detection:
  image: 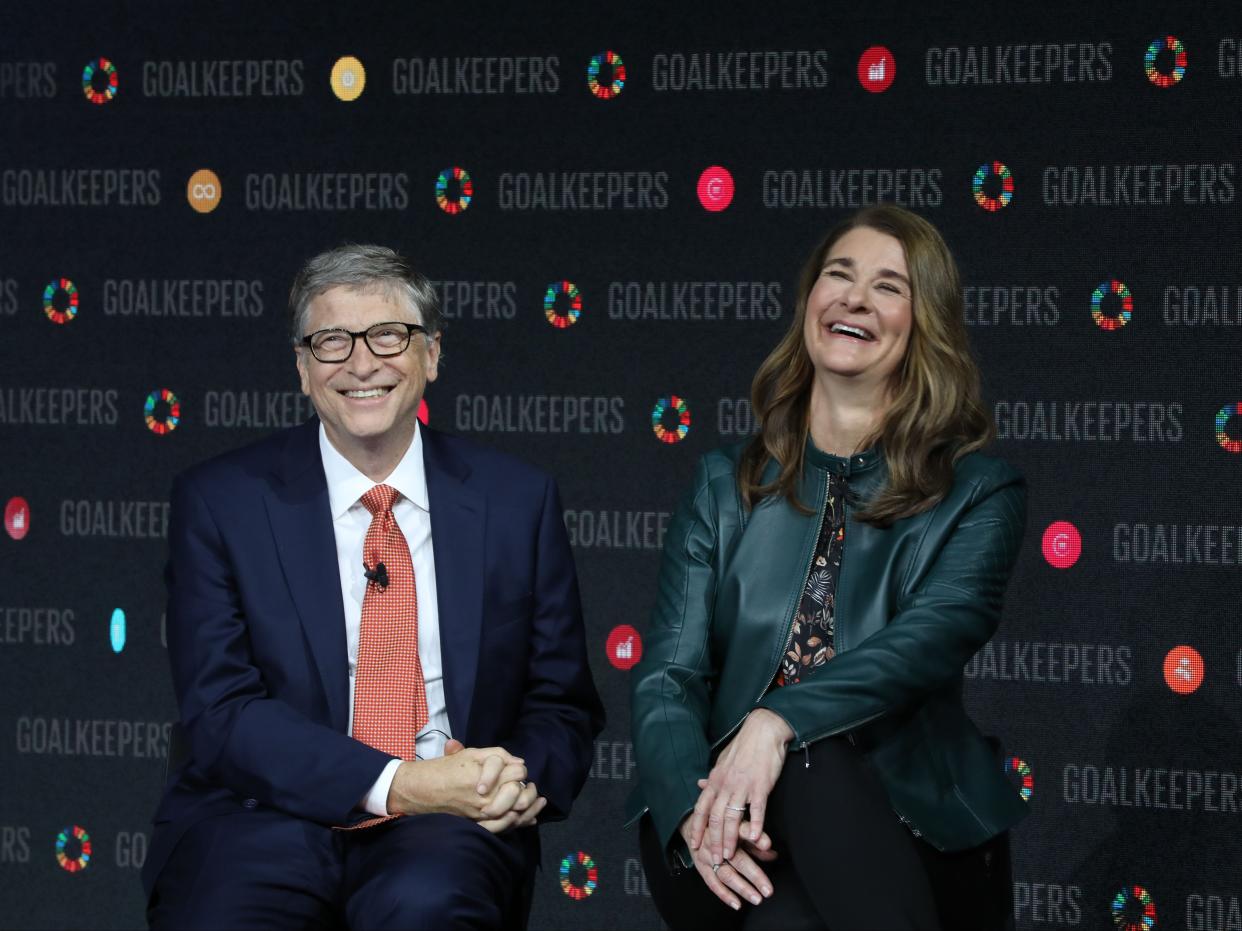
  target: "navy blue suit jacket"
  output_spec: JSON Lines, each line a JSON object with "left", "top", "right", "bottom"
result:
{"left": 142, "top": 418, "right": 604, "bottom": 895}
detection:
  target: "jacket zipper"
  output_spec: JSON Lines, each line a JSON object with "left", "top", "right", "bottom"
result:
{"left": 835, "top": 474, "right": 850, "bottom": 654}
{"left": 711, "top": 471, "right": 830, "bottom": 754}
{"left": 796, "top": 472, "right": 841, "bottom": 769}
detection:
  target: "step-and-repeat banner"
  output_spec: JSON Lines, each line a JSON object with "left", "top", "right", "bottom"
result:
{"left": 3, "top": 3, "right": 1240, "bottom": 929}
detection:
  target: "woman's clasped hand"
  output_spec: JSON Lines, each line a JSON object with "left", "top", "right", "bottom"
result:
{"left": 680, "top": 708, "right": 793, "bottom": 909}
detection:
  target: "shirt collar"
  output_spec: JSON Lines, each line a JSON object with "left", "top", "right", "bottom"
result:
{"left": 319, "top": 421, "right": 429, "bottom": 520}
{"left": 803, "top": 436, "right": 882, "bottom": 477}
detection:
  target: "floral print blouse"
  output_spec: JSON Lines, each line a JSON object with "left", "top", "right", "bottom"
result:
{"left": 774, "top": 471, "right": 846, "bottom": 687}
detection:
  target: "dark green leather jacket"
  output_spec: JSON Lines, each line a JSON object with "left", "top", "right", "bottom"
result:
{"left": 628, "top": 440, "right": 1030, "bottom": 862}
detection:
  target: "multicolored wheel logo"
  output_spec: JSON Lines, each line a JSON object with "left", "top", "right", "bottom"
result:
{"left": 651, "top": 396, "right": 691, "bottom": 444}
{"left": 82, "top": 58, "right": 118, "bottom": 104}
{"left": 43, "top": 278, "right": 80, "bottom": 324}
{"left": 544, "top": 281, "right": 582, "bottom": 328}
{"left": 1091, "top": 280, "right": 1133, "bottom": 331}
{"left": 435, "top": 167, "right": 473, "bottom": 215}
{"left": 55, "top": 825, "right": 92, "bottom": 873}
{"left": 1004, "top": 757, "right": 1034, "bottom": 802}
{"left": 1111, "top": 885, "right": 1157, "bottom": 931}
{"left": 1145, "top": 36, "right": 1187, "bottom": 88}
{"left": 1216, "top": 403, "right": 1242, "bottom": 453}
{"left": 972, "top": 162, "right": 1014, "bottom": 212}
{"left": 144, "top": 388, "right": 182, "bottom": 435}
{"left": 587, "top": 51, "right": 626, "bottom": 99}
{"left": 559, "top": 850, "right": 598, "bottom": 900}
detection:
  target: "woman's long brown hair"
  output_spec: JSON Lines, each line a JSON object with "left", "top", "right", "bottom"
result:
{"left": 738, "top": 205, "right": 993, "bottom": 527}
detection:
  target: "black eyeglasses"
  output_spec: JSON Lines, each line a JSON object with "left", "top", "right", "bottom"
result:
{"left": 300, "top": 322, "right": 428, "bottom": 363}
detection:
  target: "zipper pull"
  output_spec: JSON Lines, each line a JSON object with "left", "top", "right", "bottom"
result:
{"left": 802, "top": 742, "right": 810, "bottom": 769}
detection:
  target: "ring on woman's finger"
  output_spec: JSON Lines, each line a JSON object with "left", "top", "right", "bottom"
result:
{"left": 726, "top": 804, "right": 747, "bottom": 812}
{"left": 711, "top": 862, "right": 722, "bottom": 874}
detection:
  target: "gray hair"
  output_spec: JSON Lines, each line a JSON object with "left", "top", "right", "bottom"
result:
{"left": 288, "top": 244, "right": 443, "bottom": 343}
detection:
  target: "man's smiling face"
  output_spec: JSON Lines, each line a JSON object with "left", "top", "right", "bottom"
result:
{"left": 295, "top": 285, "right": 439, "bottom": 461}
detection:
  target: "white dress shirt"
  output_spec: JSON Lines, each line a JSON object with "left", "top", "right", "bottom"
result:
{"left": 319, "top": 421, "right": 452, "bottom": 816}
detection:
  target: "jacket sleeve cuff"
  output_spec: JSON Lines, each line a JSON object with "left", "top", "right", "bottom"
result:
{"left": 670, "top": 829, "right": 694, "bottom": 871}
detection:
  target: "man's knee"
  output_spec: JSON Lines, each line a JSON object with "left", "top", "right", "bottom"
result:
{"left": 357, "top": 866, "right": 504, "bottom": 929}
{"left": 347, "top": 817, "right": 527, "bottom": 928}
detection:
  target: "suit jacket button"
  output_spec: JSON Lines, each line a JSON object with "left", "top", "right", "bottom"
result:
{"left": 243, "top": 798, "right": 258, "bottom": 809}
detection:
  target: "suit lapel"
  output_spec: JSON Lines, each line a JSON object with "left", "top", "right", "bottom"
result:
{"left": 263, "top": 419, "right": 351, "bottom": 733}
{"left": 422, "top": 426, "right": 486, "bottom": 741}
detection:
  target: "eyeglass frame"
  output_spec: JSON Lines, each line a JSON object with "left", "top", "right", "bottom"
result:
{"left": 299, "top": 321, "right": 430, "bottom": 363}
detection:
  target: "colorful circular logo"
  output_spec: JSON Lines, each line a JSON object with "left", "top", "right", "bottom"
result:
{"left": 1163, "top": 645, "right": 1205, "bottom": 695}
{"left": 331, "top": 55, "right": 366, "bottom": 101}
{"left": 55, "top": 825, "right": 92, "bottom": 873}
{"left": 144, "top": 389, "right": 182, "bottom": 435}
{"left": 436, "top": 167, "right": 473, "bottom": 215}
{"left": 586, "top": 51, "right": 626, "bottom": 99}
{"left": 651, "top": 396, "right": 691, "bottom": 444}
{"left": 544, "top": 281, "right": 582, "bottom": 328}
{"left": 1215, "top": 402, "right": 1242, "bottom": 453}
{"left": 1004, "top": 757, "right": 1034, "bottom": 802}
{"left": 559, "top": 851, "right": 599, "bottom": 900}
{"left": 186, "top": 169, "right": 222, "bottom": 213}
{"left": 606, "top": 625, "right": 643, "bottom": 671}
{"left": 857, "top": 45, "right": 896, "bottom": 93}
{"left": 1111, "top": 885, "right": 1157, "bottom": 931}
{"left": 82, "top": 58, "right": 118, "bottom": 104}
{"left": 43, "top": 278, "right": 79, "bottom": 324}
{"left": 697, "top": 166, "right": 735, "bottom": 211}
{"left": 4, "top": 496, "right": 30, "bottom": 541}
{"left": 1092, "top": 280, "right": 1133, "bottom": 331}
{"left": 972, "top": 162, "right": 1014, "bottom": 212}
{"left": 1041, "top": 521, "right": 1082, "bottom": 569}
{"left": 1145, "top": 36, "right": 1187, "bottom": 88}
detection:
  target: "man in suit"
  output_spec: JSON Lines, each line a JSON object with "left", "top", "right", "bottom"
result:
{"left": 143, "top": 244, "right": 604, "bottom": 929}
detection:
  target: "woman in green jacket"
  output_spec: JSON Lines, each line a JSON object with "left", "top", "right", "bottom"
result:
{"left": 629, "top": 205, "right": 1028, "bottom": 930}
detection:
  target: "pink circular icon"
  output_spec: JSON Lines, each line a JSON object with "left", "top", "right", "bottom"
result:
{"left": 5, "top": 496, "right": 30, "bottom": 541}
{"left": 606, "top": 624, "right": 643, "bottom": 671}
{"left": 697, "top": 166, "right": 735, "bottom": 212}
{"left": 418, "top": 398, "right": 429, "bottom": 425}
{"left": 857, "top": 46, "right": 896, "bottom": 93}
{"left": 1041, "top": 520, "right": 1082, "bottom": 569}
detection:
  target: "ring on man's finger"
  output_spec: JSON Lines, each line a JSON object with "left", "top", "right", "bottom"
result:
{"left": 518, "top": 780, "right": 527, "bottom": 787}
{"left": 726, "top": 804, "right": 747, "bottom": 812}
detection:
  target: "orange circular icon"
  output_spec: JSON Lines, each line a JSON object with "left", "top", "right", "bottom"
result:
{"left": 186, "top": 169, "right": 222, "bottom": 213}
{"left": 1163, "top": 645, "right": 1204, "bottom": 694}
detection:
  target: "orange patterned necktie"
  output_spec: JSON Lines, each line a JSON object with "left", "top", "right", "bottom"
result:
{"left": 343, "top": 483, "right": 428, "bottom": 829}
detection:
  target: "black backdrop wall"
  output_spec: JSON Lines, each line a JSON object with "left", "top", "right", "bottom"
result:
{"left": 3, "top": 2, "right": 1241, "bottom": 928}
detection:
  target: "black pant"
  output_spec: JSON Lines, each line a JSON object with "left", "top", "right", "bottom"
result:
{"left": 640, "top": 738, "right": 1012, "bottom": 931}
